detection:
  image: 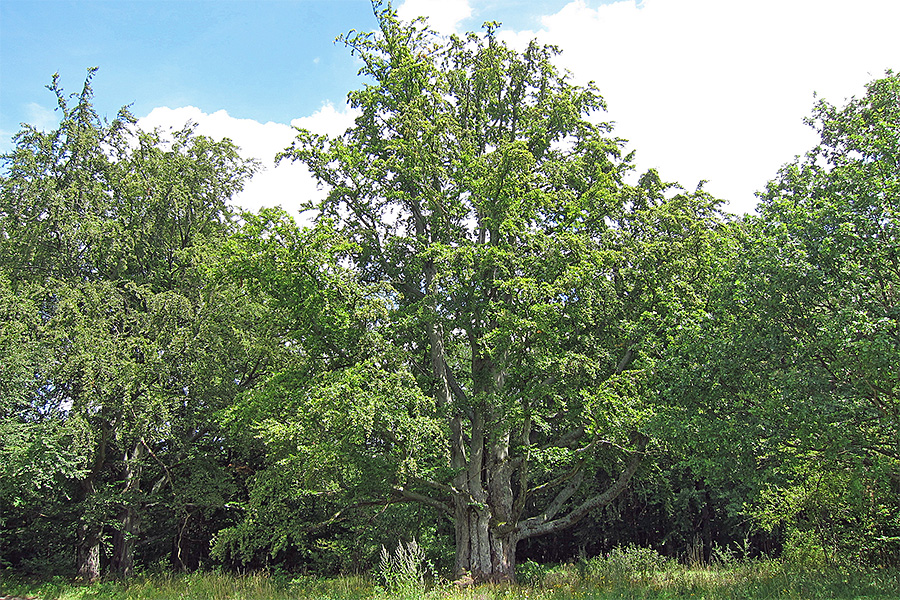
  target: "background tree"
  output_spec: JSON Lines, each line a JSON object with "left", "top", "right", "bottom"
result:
{"left": 0, "top": 70, "right": 268, "bottom": 578}
{"left": 659, "top": 71, "right": 900, "bottom": 566}
{"left": 0, "top": 271, "right": 90, "bottom": 574}
{"left": 214, "top": 208, "right": 450, "bottom": 573}
{"left": 744, "top": 71, "right": 900, "bottom": 564}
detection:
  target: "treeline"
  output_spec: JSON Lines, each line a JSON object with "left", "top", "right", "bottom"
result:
{"left": 1, "top": 7, "right": 897, "bottom": 583}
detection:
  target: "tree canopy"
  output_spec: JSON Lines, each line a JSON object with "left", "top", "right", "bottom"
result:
{"left": 0, "top": 7, "right": 897, "bottom": 582}
{"left": 230, "top": 6, "right": 730, "bottom": 582}
{"left": 0, "top": 69, "right": 269, "bottom": 579}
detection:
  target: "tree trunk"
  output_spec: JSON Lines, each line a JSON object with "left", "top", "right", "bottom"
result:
{"left": 698, "top": 482, "right": 712, "bottom": 564}
{"left": 453, "top": 494, "right": 518, "bottom": 583}
{"left": 110, "top": 439, "right": 145, "bottom": 578}
{"left": 111, "top": 505, "right": 140, "bottom": 578}
{"left": 76, "top": 465, "right": 102, "bottom": 582}
{"left": 76, "top": 521, "right": 101, "bottom": 582}
{"left": 451, "top": 410, "right": 519, "bottom": 583}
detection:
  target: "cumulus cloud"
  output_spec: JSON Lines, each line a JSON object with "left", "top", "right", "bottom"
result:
{"left": 138, "top": 102, "right": 358, "bottom": 220}
{"left": 25, "top": 102, "right": 59, "bottom": 131}
{"left": 497, "top": 0, "right": 900, "bottom": 214}
{"left": 397, "top": 0, "right": 472, "bottom": 35}
{"left": 134, "top": 0, "right": 899, "bottom": 219}
{"left": 290, "top": 102, "right": 359, "bottom": 138}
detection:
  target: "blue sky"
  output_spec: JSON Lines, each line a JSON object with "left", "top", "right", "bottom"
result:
{"left": 1, "top": 0, "right": 576, "bottom": 136}
{"left": 2, "top": 0, "right": 899, "bottom": 216}
{"left": 1, "top": 1, "right": 380, "bottom": 130}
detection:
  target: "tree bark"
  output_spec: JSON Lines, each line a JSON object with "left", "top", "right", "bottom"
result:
{"left": 698, "top": 482, "right": 712, "bottom": 564}
{"left": 76, "top": 520, "right": 101, "bottom": 582}
{"left": 110, "top": 439, "right": 145, "bottom": 578}
{"left": 76, "top": 431, "right": 106, "bottom": 582}
{"left": 111, "top": 506, "right": 140, "bottom": 578}
{"left": 450, "top": 401, "right": 522, "bottom": 582}
{"left": 454, "top": 499, "right": 518, "bottom": 583}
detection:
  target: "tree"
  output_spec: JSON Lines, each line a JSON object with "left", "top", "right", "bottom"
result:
{"left": 0, "top": 271, "right": 92, "bottom": 574}
{"left": 215, "top": 209, "right": 434, "bottom": 572}
{"left": 243, "top": 6, "right": 726, "bottom": 581}
{"left": 742, "top": 71, "right": 900, "bottom": 563}
{"left": 0, "top": 70, "right": 266, "bottom": 578}
{"left": 662, "top": 72, "right": 900, "bottom": 565}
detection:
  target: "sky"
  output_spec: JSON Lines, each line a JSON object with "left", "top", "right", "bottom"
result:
{"left": 1, "top": 0, "right": 898, "bottom": 217}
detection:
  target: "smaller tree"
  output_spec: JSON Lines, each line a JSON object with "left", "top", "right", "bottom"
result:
{"left": 674, "top": 72, "right": 900, "bottom": 564}
{"left": 0, "top": 70, "right": 267, "bottom": 578}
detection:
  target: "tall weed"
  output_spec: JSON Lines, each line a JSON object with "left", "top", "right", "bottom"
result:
{"left": 378, "top": 539, "right": 430, "bottom": 598}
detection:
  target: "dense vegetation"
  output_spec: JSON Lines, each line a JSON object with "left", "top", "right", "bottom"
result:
{"left": 1, "top": 4, "right": 898, "bottom": 591}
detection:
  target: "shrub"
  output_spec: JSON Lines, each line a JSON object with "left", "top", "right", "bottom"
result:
{"left": 582, "top": 543, "right": 671, "bottom": 587}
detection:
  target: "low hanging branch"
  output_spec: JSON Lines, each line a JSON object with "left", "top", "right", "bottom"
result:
{"left": 517, "top": 432, "right": 648, "bottom": 540}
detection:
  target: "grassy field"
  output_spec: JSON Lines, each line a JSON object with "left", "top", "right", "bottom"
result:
{"left": 2, "top": 556, "right": 898, "bottom": 600}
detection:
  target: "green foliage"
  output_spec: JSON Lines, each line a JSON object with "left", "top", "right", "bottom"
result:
{"left": 649, "top": 71, "right": 900, "bottom": 568}
{"left": 736, "top": 71, "right": 900, "bottom": 565}
{"left": 580, "top": 544, "right": 672, "bottom": 587}
{"left": 513, "top": 560, "right": 545, "bottom": 586}
{"left": 2, "top": 6, "right": 897, "bottom": 583}
{"left": 0, "top": 69, "right": 264, "bottom": 577}
{"left": 246, "top": 3, "right": 730, "bottom": 580}
{"left": 215, "top": 208, "right": 453, "bottom": 574}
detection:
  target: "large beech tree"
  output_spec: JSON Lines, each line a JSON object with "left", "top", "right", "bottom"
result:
{"left": 247, "top": 6, "right": 725, "bottom": 582}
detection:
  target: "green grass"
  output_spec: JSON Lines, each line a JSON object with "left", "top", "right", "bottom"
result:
{"left": 2, "top": 561, "right": 898, "bottom": 600}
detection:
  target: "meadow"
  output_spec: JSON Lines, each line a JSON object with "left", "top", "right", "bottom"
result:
{"left": 3, "top": 547, "right": 898, "bottom": 600}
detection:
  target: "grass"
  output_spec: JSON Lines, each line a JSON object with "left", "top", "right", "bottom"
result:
{"left": 2, "top": 559, "right": 898, "bottom": 600}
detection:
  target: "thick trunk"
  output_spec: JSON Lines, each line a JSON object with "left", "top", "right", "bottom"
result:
{"left": 110, "top": 506, "right": 140, "bottom": 578}
{"left": 110, "top": 439, "right": 145, "bottom": 578}
{"left": 76, "top": 465, "right": 102, "bottom": 582}
{"left": 175, "top": 509, "right": 198, "bottom": 571}
{"left": 452, "top": 420, "right": 519, "bottom": 583}
{"left": 453, "top": 496, "right": 518, "bottom": 583}
{"left": 76, "top": 521, "right": 101, "bottom": 582}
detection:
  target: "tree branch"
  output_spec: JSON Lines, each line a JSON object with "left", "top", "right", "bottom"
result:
{"left": 408, "top": 474, "right": 457, "bottom": 496}
{"left": 393, "top": 485, "right": 454, "bottom": 518}
{"left": 616, "top": 345, "right": 635, "bottom": 375}
{"left": 541, "top": 425, "right": 586, "bottom": 451}
{"left": 443, "top": 358, "right": 471, "bottom": 406}
{"left": 517, "top": 432, "right": 648, "bottom": 540}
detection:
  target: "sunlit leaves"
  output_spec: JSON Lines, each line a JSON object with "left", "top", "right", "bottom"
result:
{"left": 674, "top": 72, "right": 900, "bottom": 562}
{"left": 268, "top": 6, "right": 730, "bottom": 568}
{"left": 0, "top": 70, "right": 265, "bottom": 575}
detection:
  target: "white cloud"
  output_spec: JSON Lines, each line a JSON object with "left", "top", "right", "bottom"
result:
{"left": 134, "top": 0, "right": 899, "bottom": 221}
{"left": 138, "top": 103, "right": 358, "bottom": 220}
{"left": 25, "top": 102, "right": 59, "bottom": 131}
{"left": 497, "top": 0, "right": 900, "bottom": 214}
{"left": 397, "top": 0, "right": 472, "bottom": 35}
{"left": 290, "top": 102, "right": 359, "bottom": 138}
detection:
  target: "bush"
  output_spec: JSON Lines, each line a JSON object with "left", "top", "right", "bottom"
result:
{"left": 581, "top": 543, "right": 671, "bottom": 587}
